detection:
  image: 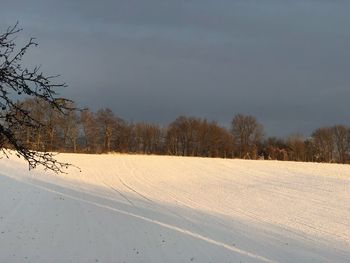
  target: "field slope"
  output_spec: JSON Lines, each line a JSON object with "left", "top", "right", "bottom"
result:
{"left": 0, "top": 154, "right": 349, "bottom": 262}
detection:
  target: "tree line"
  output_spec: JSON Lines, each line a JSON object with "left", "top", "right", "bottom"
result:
{"left": 3, "top": 23, "right": 347, "bottom": 172}
{"left": 7, "top": 98, "right": 350, "bottom": 164}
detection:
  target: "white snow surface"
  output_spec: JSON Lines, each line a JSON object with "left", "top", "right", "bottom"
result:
{"left": 0, "top": 153, "right": 349, "bottom": 263}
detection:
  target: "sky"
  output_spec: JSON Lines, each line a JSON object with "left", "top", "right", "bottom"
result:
{"left": 1, "top": 0, "right": 350, "bottom": 137}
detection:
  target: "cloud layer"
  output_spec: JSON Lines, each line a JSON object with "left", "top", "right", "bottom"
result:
{"left": 2, "top": 0, "right": 350, "bottom": 136}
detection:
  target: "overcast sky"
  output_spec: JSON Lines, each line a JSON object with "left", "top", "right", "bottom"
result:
{"left": 2, "top": 0, "right": 350, "bottom": 137}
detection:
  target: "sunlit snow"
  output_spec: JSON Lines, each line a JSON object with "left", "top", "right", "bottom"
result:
{"left": 0, "top": 154, "right": 349, "bottom": 262}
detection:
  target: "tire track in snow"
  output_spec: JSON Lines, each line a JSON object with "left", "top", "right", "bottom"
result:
{"left": 194, "top": 161, "right": 350, "bottom": 245}
{"left": 102, "top": 182, "right": 135, "bottom": 207}
{"left": 17, "top": 178, "right": 277, "bottom": 263}
{"left": 116, "top": 158, "right": 154, "bottom": 203}
{"left": 119, "top": 158, "right": 329, "bottom": 246}
{"left": 119, "top": 158, "right": 222, "bottom": 244}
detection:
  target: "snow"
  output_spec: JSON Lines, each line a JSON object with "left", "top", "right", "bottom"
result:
{"left": 0, "top": 153, "right": 349, "bottom": 263}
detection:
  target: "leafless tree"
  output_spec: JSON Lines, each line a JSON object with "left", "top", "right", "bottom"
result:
{"left": 96, "top": 108, "right": 115, "bottom": 153}
{"left": 231, "top": 114, "right": 263, "bottom": 159}
{"left": 194, "top": 120, "right": 233, "bottom": 158}
{"left": 0, "top": 23, "right": 74, "bottom": 172}
{"left": 56, "top": 101, "right": 78, "bottom": 152}
{"left": 332, "top": 125, "right": 350, "bottom": 163}
{"left": 133, "top": 123, "right": 163, "bottom": 154}
{"left": 287, "top": 134, "right": 307, "bottom": 162}
{"left": 166, "top": 116, "right": 233, "bottom": 158}
{"left": 80, "top": 109, "right": 98, "bottom": 153}
{"left": 262, "top": 137, "right": 288, "bottom": 160}
{"left": 311, "top": 127, "right": 334, "bottom": 162}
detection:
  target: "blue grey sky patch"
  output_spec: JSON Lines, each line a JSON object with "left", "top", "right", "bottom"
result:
{"left": 2, "top": 0, "right": 350, "bottom": 136}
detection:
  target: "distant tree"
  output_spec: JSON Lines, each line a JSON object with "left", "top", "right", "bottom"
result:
{"left": 0, "top": 23, "right": 74, "bottom": 172}
{"left": 14, "top": 98, "right": 58, "bottom": 152}
{"left": 166, "top": 116, "right": 234, "bottom": 158}
{"left": 262, "top": 137, "right": 288, "bottom": 160}
{"left": 166, "top": 116, "right": 200, "bottom": 156}
{"left": 133, "top": 123, "right": 163, "bottom": 154}
{"left": 13, "top": 98, "right": 78, "bottom": 153}
{"left": 332, "top": 125, "right": 350, "bottom": 163}
{"left": 166, "top": 116, "right": 196, "bottom": 156}
{"left": 110, "top": 116, "right": 128, "bottom": 152}
{"left": 96, "top": 108, "right": 115, "bottom": 153}
{"left": 231, "top": 114, "right": 263, "bottom": 159}
{"left": 303, "top": 138, "right": 316, "bottom": 162}
{"left": 80, "top": 109, "right": 98, "bottom": 153}
{"left": 287, "top": 134, "right": 307, "bottom": 162}
{"left": 311, "top": 127, "right": 334, "bottom": 162}
{"left": 56, "top": 101, "right": 78, "bottom": 152}
{"left": 196, "top": 120, "right": 233, "bottom": 158}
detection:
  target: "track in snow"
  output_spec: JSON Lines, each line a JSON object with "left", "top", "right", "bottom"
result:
{"left": 0, "top": 153, "right": 349, "bottom": 262}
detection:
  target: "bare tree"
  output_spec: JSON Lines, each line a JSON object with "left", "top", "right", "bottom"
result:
{"left": 110, "top": 116, "right": 128, "bottom": 152}
{"left": 166, "top": 116, "right": 190, "bottom": 156}
{"left": 192, "top": 120, "right": 233, "bottom": 158}
{"left": 262, "top": 137, "right": 288, "bottom": 160}
{"left": 0, "top": 23, "right": 73, "bottom": 172}
{"left": 166, "top": 116, "right": 201, "bottom": 156}
{"left": 287, "top": 134, "right": 307, "bottom": 162}
{"left": 231, "top": 114, "right": 263, "bottom": 159}
{"left": 56, "top": 101, "right": 78, "bottom": 152}
{"left": 332, "top": 125, "right": 350, "bottom": 163}
{"left": 80, "top": 109, "right": 98, "bottom": 153}
{"left": 311, "top": 127, "right": 334, "bottom": 163}
{"left": 96, "top": 108, "right": 115, "bottom": 153}
{"left": 133, "top": 123, "right": 163, "bottom": 154}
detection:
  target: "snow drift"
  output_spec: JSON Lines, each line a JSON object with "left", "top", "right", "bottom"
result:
{"left": 0, "top": 153, "right": 349, "bottom": 262}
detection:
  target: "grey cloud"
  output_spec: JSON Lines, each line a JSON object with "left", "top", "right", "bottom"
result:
{"left": 1, "top": 0, "right": 350, "bottom": 137}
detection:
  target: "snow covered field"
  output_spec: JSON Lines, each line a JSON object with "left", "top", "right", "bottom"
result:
{"left": 0, "top": 153, "right": 349, "bottom": 263}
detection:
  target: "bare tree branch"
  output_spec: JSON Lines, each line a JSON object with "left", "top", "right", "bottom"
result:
{"left": 0, "top": 23, "right": 76, "bottom": 173}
